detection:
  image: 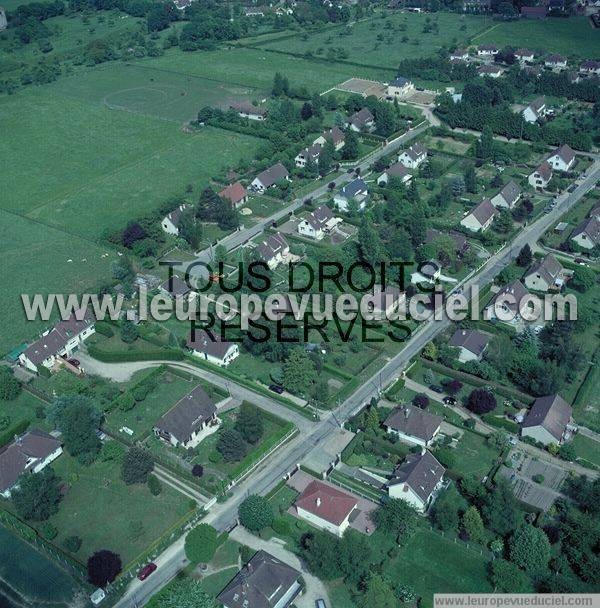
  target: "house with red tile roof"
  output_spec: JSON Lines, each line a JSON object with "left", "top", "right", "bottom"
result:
{"left": 219, "top": 182, "right": 248, "bottom": 208}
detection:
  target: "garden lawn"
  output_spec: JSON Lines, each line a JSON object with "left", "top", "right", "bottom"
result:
{"left": 451, "top": 429, "right": 502, "bottom": 479}
{"left": 210, "top": 539, "right": 242, "bottom": 570}
{"left": 571, "top": 433, "right": 600, "bottom": 470}
{"left": 42, "top": 453, "right": 192, "bottom": 566}
{"left": 200, "top": 567, "right": 239, "bottom": 597}
{"left": 0, "top": 390, "right": 50, "bottom": 435}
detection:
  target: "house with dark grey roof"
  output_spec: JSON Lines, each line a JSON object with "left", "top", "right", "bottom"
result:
{"left": 230, "top": 101, "right": 268, "bottom": 121}
{"left": 158, "top": 276, "right": 196, "bottom": 302}
{"left": 477, "top": 44, "right": 498, "bottom": 56}
{"left": 449, "top": 328, "right": 491, "bottom": 363}
{"left": 313, "top": 126, "right": 345, "bottom": 151}
{"left": 528, "top": 161, "right": 553, "bottom": 190}
{"left": 387, "top": 75, "right": 414, "bottom": 99}
{"left": 154, "top": 385, "right": 219, "bottom": 449}
{"left": 491, "top": 181, "right": 522, "bottom": 209}
{"left": 521, "top": 5, "right": 547, "bottom": 18}
{"left": 384, "top": 405, "right": 442, "bottom": 447}
{"left": 161, "top": 204, "right": 189, "bottom": 235}
{"left": 571, "top": 216, "right": 600, "bottom": 250}
{"left": 387, "top": 450, "right": 445, "bottom": 512}
{"left": 478, "top": 65, "right": 503, "bottom": 78}
{"left": 377, "top": 162, "right": 412, "bottom": 186}
{"left": 366, "top": 284, "right": 405, "bottom": 318}
{"left": 463, "top": 0, "right": 491, "bottom": 11}
{"left": 0, "top": 430, "right": 62, "bottom": 498}
{"left": 255, "top": 232, "right": 290, "bottom": 269}
{"left": 450, "top": 49, "right": 469, "bottom": 62}
{"left": 487, "top": 280, "right": 532, "bottom": 325}
{"left": 522, "top": 97, "right": 547, "bottom": 124}
{"left": 546, "top": 144, "right": 576, "bottom": 172}
{"left": 460, "top": 198, "right": 499, "bottom": 232}
{"left": 521, "top": 394, "right": 575, "bottom": 446}
{"left": 333, "top": 178, "right": 369, "bottom": 212}
{"left": 580, "top": 60, "right": 600, "bottom": 76}
{"left": 346, "top": 107, "right": 374, "bottom": 132}
{"left": 217, "top": 550, "right": 301, "bottom": 608}
{"left": 251, "top": 163, "right": 290, "bottom": 194}
{"left": 187, "top": 328, "right": 239, "bottom": 366}
{"left": 19, "top": 310, "right": 95, "bottom": 373}
{"left": 398, "top": 143, "right": 427, "bottom": 169}
{"left": 545, "top": 54, "right": 567, "bottom": 70}
{"left": 294, "top": 144, "right": 322, "bottom": 169}
{"left": 297, "top": 205, "right": 340, "bottom": 240}
{"left": 515, "top": 48, "right": 535, "bottom": 63}
{"left": 523, "top": 254, "right": 564, "bottom": 292}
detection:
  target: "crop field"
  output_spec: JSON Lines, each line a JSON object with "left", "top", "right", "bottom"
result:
{"left": 257, "top": 12, "right": 492, "bottom": 69}
{"left": 474, "top": 17, "right": 599, "bottom": 58}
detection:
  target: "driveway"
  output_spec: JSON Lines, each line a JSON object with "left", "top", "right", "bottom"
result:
{"left": 229, "top": 526, "right": 329, "bottom": 608}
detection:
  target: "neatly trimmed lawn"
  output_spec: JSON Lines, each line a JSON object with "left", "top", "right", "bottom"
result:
{"left": 571, "top": 433, "right": 600, "bottom": 470}
{"left": 211, "top": 539, "right": 242, "bottom": 570}
{"left": 0, "top": 390, "right": 50, "bottom": 434}
{"left": 451, "top": 430, "right": 502, "bottom": 479}
{"left": 200, "top": 566, "right": 239, "bottom": 597}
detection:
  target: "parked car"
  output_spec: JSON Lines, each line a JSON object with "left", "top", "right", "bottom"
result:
{"left": 443, "top": 396, "right": 457, "bottom": 406}
{"left": 137, "top": 563, "right": 157, "bottom": 581}
{"left": 68, "top": 358, "right": 80, "bottom": 367}
{"left": 315, "top": 600, "right": 327, "bottom": 608}
{"left": 268, "top": 384, "right": 284, "bottom": 394}
{"left": 429, "top": 385, "right": 444, "bottom": 394}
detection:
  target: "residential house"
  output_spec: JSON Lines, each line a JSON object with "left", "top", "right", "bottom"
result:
{"left": 523, "top": 64, "right": 543, "bottom": 78}
{"left": 19, "top": 310, "right": 95, "bottom": 373}
{"left": 566, "top": 71, "right": 580, "bottom": 84}
{"left": 477, "top": 44, "right": 498, "bottom": 57}
{"left": 154, "top": 385, "right": 219, "bottom": 449}
{"left": 398, "top": 143, "right": 427, "bottom": 169}
{"left": 523, "top": 254, "right": 564, "bottom": 292}
{"left": 450, "top": 49, "right": 469, "bottom": 62}
{"left": 384, "top": 405, "right": 442, "bottom": 447}
{"left": 333, "top": 178, "right": 369, "bottom": 212}
{"left": 294, "top": 144, "right": 321, "bottom": 168}
{"left": 545, "top": 54, "right": 567, "bottom": 70}
{"left": 580, "top": 60, "right": 600, "bottom": 76}
{"left": 294, "top": 479, "right": 358, "bottom": 537}
{"left": 460, "top": 198, "right": 498, "bottom": 232}
{"left": 546, "top": 144, "right": 575, "bottom": 172}
{"left": 520, "top": 5, "right": 547, "bottom": 18}
{"left": 528, "top": 161, "right": 553, "bottom": 190}
{"left": 387, "top": 451, "right": 446, "bottom": 512}
{"left": 521, "top": 394, "right": 575, "bottom": 446}
{"left": 377, "top": 162, "right": 412, "bottom": 186}
{"left": 589, "top": 205, "right": 600, "bottom": 220}
{"left": 173, "top": 0, "right": 192, "bottom": 10}
{"left": 487, "top": 280, "right": 532, "bottom": 324}
{"left": 522, "top": 97, "right": 547, "bottom": 123}
{"left": 297, "top": 205, "right": 340, "bottom": 240}
{"left": 158, "top": 276, "right": 196, "bottom": 302}
{"left": 491, "top": 180, "right": 522, "bottom": 209}
{"left": 313, "top": 126, "right": 345, "bottom": 151}
{"left": 571, "top": 216, "right": 600, "bottom": 250}
{"left": 478, "top": 65, "right": 503, "bottom": 78}
{"left": 256, "top": 232, "right": 290, "bottom": 270}
{"left": 251, "top": 163, "right": 290, "bottom": 194}
{"left": 449, "top": 328, "right": 490, "bottom": 363}
{"left": 347, "top": 107, "right": 374, "bottom": 132}
{"left": 366, "top": 284, "right": 406, "bottom": 318}
{"left": 219, "top": 182, "right": 248, "bottom": 208}
{"left": 387, "top": 76, "right": 415, "bottom": 99}
{"left": 515, "top": 48, "right": 535, "bottom": 63}
{"left": 463, "top": 0, "right": 491, "bottom": 10}
{"left": 0, "top": 430, "right": 62, "bottom": 498}
{"left": 187, "top": 329, "right": 239, "bottom": 366}
{"left": 230, "top": 101, "right": 267, "bottom": 121}
{"left": 245, "top": 7, "right": 266, "bottom": 16}
{"left": 425, "top": 229, "right": 470, "bottom": 257}
{"left": 161, "top": 204, "right": 189, "bottom": 235}
{"left": 217, "top": 550, "right": 302, "bottom": 608}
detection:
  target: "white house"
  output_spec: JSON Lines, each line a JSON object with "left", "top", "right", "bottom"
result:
{"left": 294, "top": 144, "right": 321, "bottom": 168}
{"left": 294, "top": 479, "right": 358, "bottom": 537}
{"left": 154, "top": 385, "right": 220, "bottom": 449}
{"left": 448, "top": 328, "right": 490, "bottom": 363}
{"left": 398, "top": 143, "right": 427, "bottom": 169}
{"left": 347, "top": 107, "right": 374, "bottom": 132}
{"left": 528, "top": 161, "right": 553, "bottom": 190}
{"left": 491, "top": 181, "right": 522, "bottom": 209}
{"left": 19, "top": 310, "right": 95, "bottom": 373}
{"left": 333, "top": 178, "right": 368, "bottom": 212}
{"left": 377, "top": 162, "right": 412, "bottom": 186}
{"left": 387, "top": 451, "right": 445, "bottom": 513}
{"left": 251, "top": 162, "right": 290, "bottom": 194}
{"left": 229, "top": 101, "right": 268, "bottom": 121}
{"left": 366, "top": 284, "right": 406, "bottom": 319}
{"left": 514, "top": 48, "right": 535, "bottom": 63}
{"left": 386, "top": 75, "right": 414, "bottom": 99}
{"left": 0, "top": 430, "right": 63, "bottom": 498}
{"left": 450, "top": 48, "right": 469, "bottom": 62}
{"left": 460, "top": 198, "right": 498, "bottom": 232}
{"left": 521, "top": 394, "right": 575, "bottom": 446}
{"left": 545, "top": 54, "right": 567, "bottom": 70}
{"left": 384, "top": 405, "right": 442, "bottom": 447}
{"left": 477, "top": 44, "right": 498, "bottom": 57}
{"left": 522, "top": 97, "right": 547, "bottom": 123}
{"left": 187, "top": 329, "right": 239, "bottom": 366}
{"left": 158, "top": 276, "right": 197, "bottom": 302}
{"left": 545, "top": 144, "right": 575, "bottom": 172}
{"left": 486, "top": 280, "right": 532, "bottom": 325}
{"left": 571, "top": 216, "right": 600, "bottom": 250}
{"left": 219, "top": 182, "right": 248, "bottom": 208}
{"left": 523, "top": 254, "right": 564, "bottom": 292}
{"left": 297, "top": 205, "right": 340, "bottom": 240}
{"left": 313, "top": 126, "right": 345, "bottom": 151}
{"left": 161, "top": 204, "right": 189, "bottom": 235}
{"left": 255, "top": 232, "right": 290, "bottom": 269}
{"left": 580, "top": 60, "right": 600, "bottom": 76}
{"left": 478, "top": 65, "right": 503, "bottom": 78}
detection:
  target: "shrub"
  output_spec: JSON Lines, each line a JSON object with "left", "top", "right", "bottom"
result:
{"left": 192, "top": 464, "right": 204, "bottom": 477}
{"left": 119, "top": 392, "right": 135, "bottom": 411}
{"left": 87, "top": 550, "right": 122, "bottom": 587}
{"left": 0, "top": 416, "right": 10, "bottom": 431}
{"left": 121, "top": 446, "right": 154, "bottom": 485}
{"left": 41, "top": 522, "right": 58, "bottom": 540}
{"left": 240, "top": 544, "right": 255, "bottom": 564}
{"left": 133, "top": 386, "right": 149, "bottom": 402}
{"left": 95, "top": 321, "right": 115, "bottom": 337}
{"left": 147, "top": 474, "right": 162, "bottom": 495}
{"left": 238, "top": 495, "right": 274, "bottom": 532}
{"left": 532, "top": 474, "right": 544, "bottom": 484}
{"left": 184, "top": 524, "right": 218, "bottom": 564}
{"left": 63, "top": 535, "right": 82, "bottom": 553}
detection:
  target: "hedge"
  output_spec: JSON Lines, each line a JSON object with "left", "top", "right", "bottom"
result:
{"left": 322, "top": 363, "right": 353, "bottom": 381}
{"left": 0, "top": 419, "right": 30, "bottom": 448}
{"left": 88, "top": 344, "right": 184, "bottom": 363}
{"left": 481, "top": 414, "right": 519, "bottom": 434}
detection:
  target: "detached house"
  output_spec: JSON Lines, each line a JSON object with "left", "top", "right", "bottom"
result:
{"left": 449, "top": 328, "right": 490, "bottom": 363}
{"left": 230, "top": 101, "right": 268, "bottom": 121}
{"left": 217, "top": 550, "right": 302, "bottom": 608}
{"left": 251, "top": 163, "right": 290, "bottom": 194}
{"left": 478, "top": 65, "right": 503, "bottom": 78}
{"left": 545, "top": 54, "right": 567, "bottom": 70}
{"left": 154, "top": 385, "right": 219, "bottom": 449}
{"left": 521, "top": 394, "right": 575, "bottom": 446}
{"left": 187, "top": 329, "right": 239, "bottom": 366}
{"left": 384, "top": 405, "right": 442, "bottom": 447}
{"left": 450, "top": 49, "right": 469, "bottom": 62}
{"left": 523, "top": 254, "right": 564, "bottom": 292}
{"left": 158, "top": 276, "right": 196, "bottom": 302}
{"left": 313, "top": 126, "right": 345, "bottom": 151}
{"left": 19, "top": 310, "right": 95, "bottom": 373}
{"left": 580, "top": 60, "right": 600, "bottom": 76}
{"left": 161, "top": 204, "right": 189, "bottom": 235}
{"left": 219, "top": 182, "right": 248, "bottom": 208}
{"left": 378, "top": 162, "right": 412, "bottom": 186}
{"left": 0, "top": 430, "right": 62, "bottom": 498}
{"left": 571, "top": 216, "right": 600, "bottom": 250}
{"left": 528, "top": 161, "right": 553, "bottom": 190}
{"left": 460, "top": 198, "right": 498, "bottom": 232}
{"left": 522, "top": 97, "right": 547, "bottom": 123}
{"left": 491, "top": 181, "right": 522, "bottom": 209}
{"left": 367, "top": 284, "right": 406, "bottom": 318}
{"left": 347, "top": 107, "right": 374, "bottom": 132}
{"left": 477, "top": 44, "right": 498, "bottom": 57}
{"left": 521, "top": 5, "right": 547, "bottom": 18}
{"left": 515, "top": 48, "right": 535, "bottom": 63}
{"left": 546, "top": 144, "right": 576, "bottom": 172}
{"left": 294, "top": 144, "right": 321, "bottom": 168}
{"left": 256, "top": 232, "right": 290, "bottom": 270}
{"left": 487, "top": 280, "right": 531, "bottom": 325}
{"left": 297, "top": 205, "right": 340, "bottom": 240}
{"left": 387, "top": 451, "right": 445, "bottom": 513}
{"left": 387, "top": 76, "right": 414, "bottom": 99}
{"left": 333, "top": 178, "right": 369, "bottom": 212}
{"left": 398, "top": 143, "right": 427, "bottom": 169}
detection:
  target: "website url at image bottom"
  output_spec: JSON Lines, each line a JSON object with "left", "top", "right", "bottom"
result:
{"left": 434, "top": 595, "right": 600, "bottom": 607}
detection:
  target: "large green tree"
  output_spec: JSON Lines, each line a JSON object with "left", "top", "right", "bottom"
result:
{"left": 0, "top": 368, "right": 21, "bottom": 400}
{"left": 462, "top": 506, "right": 486, "bottom": 544}
{"left": 12, "top": 468, "right": 61, "bottom": 521}
{"left": 358, "top": 573, "right": 397, "bottom": 608}
{"left": 282, "top": 349, "right": 316, "bottom": 396}
{"left": 509, "top": 524, "right": 551, "bottom": 571}
{"left": 216, "top": 428, "right": 247, "bottom": 462}
{"left": 490, "top": 559, "right": 531, "bottom": 592}
{"left": 373, "top": 498, "right": 417, "bottom": 545}
{"left": 184, "top": 524, "right": 218, "bottom": 564}
{"left": 238, "top": 494, "right": 273, "bottom": 532}
{"left": 235, "top": 403, "right": 263, "bottom": 445}
{"left": 121, "top": 446, "right": 154, "bottom": 485}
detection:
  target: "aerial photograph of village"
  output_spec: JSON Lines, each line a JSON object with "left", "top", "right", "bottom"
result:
{"left": 1, "top": 0, "right": 599, "bottom": 606}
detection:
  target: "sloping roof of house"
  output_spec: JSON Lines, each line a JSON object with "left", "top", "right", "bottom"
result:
{"left": 496, "top": 180, "right": 522, "bottom": 207}
{"left": 339, "top": 178, "right": 367, "bottom": 199}
{"left": 219, "top": 182, "right": 248, "bottom": 206}
{"left": 521, "top": 5, "right": 547, "bottom": 17}
{"left": 256, "top": 232, "right": 289, "bottom": 263}
{"left": 217, "top": 550, "right": 300, "bottom": 608}
{"left": 449, "top": 328, "right": 490, "bottom": 357}
{"left": 187, "top": 329, "right": 236, "bottom": 360}
{"left": 469, "top": 198, "right": 499, "bottom": 226}
{"left": 388, "top": 451, "right": 445, "bottom": 503}
{"left": 546, "top": 53, "right": 566, "bottom": 64}
{"left": 295, "top": 479, "right": 357, "bottom": 525}
{"left": 164, "top": 204, "right": 188, "bottom": 227}
{"left": 349, "top": 107, "right": 374, "bottom": 128}
{"left": 390, "top": 76, "right": 411, "bottom": 87}
{"left": 521, "top": 394, "right": 572, "bottom": 442}
{"left": 493, "top": 280, "right": 530, "bottom": 313}
{"left": 384, "top": 405, "right": 442, "bottom": 443}
{"left": 255, "top": 163, "right": 289, "bottom": 188}
{"left": 155, "top": 385, "right": 216, "bottom": 444}
{"left": 515, "top": 48, "right": 534, "bottom": 57}
{"left": 524, "top": 254, "right": 563, "bottom": 286}
{"left": 159, "top": 276, "right": 191, "bottom": 298}
{"left": 370, "top": 284, "right": 404, "bottom": 313}
{"left": 478, "top": 44, "right": 497, "bottom": 52}
{"left": 571, "top": 216, "right": 600, "bottom": 247}
{"left": 450, "top": 48, "right": 468, "bottom": 58}
{"left": 581, "top": 59, "right": 600, "bottom": 70}
{"left": 403, "top": 142, "right": 427, "bottom": 161}
{"left": 0, "top": 430, "right": 61, "bottom": 493}
{"left": 551, "top": 143, "right": 575, "bottom": 166}
{"left": 478, "top": 65, "right": 502, "bottom": 76}
{"left": 533, "top": 160, "right": 553, "bottom": 182}
{"left": 297, "top": 144, "right": 322, "bottom": 163}
{"left": 304, "top": 204, "right": 334, "bottom": 230}
{"left": 319, "top": 126, "right": 345, "bottom": 147}
{"left": 386, "top": 162, "right": 410, "bottom": 179}
{"left": 230, "top": 101, "right": 268, "bottom": 117}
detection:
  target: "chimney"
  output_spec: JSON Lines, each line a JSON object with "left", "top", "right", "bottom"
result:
{"left": 404, "top": 408, "right": 409, "bottom": 419}
{"left": 461, "top": 330, "right": 466, "bottom": 336}
{"left": 316, "top": 497, "right": 322, "bottom": 507}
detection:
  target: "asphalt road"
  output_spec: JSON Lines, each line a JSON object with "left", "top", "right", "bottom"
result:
{"left": 114, "top": 157, "right": 600, "bottom": 608}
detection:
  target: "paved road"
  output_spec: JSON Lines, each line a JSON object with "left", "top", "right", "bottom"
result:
{"left": 113, "top": 158, "right": 600, "bottom": 608}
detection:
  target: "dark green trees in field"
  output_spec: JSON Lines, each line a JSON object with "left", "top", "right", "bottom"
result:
{"left": 185, "top": 523, "right": 218, "bottom": 564}
{"left": 238, "top": 494, "right": 273, "bottom": 532}
{"left": 0, "top": 367, "right": 21, "bottom": 400}
{"left": 87, "top": 549, "right": 122, "bottom": 587}
{"left": 12, "top": 468, "right": 61, "bottom": 521}
{"left": 121, "top": 446, "right": 154, "bottom": 485}
{"left": 235, "top": 403, "right": 263, "bottom": 444}
{"left": 216, "top": 428, "right": 247, "bottom": 462}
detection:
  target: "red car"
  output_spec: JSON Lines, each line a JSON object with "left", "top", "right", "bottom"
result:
{"left": 137, "top": 563, "right": 157, "bottom": 581}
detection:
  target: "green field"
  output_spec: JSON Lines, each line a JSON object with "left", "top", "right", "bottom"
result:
{"left": 474, "top": 17, "right": 599, "bottom": 59}
{"left": 571, "top": 433, "right": 600, "bottom": 470}
{"left": 450, "top": 430, "right": 503, "bottom": 479}
{"left": 0, "top": 525, "right": 81, "bottom": 608}
{"left": 0, "top": 389, "right": 50, "bottom": 434}
{"left": 258, "top": 13, "right": 492, "bottom": 69}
